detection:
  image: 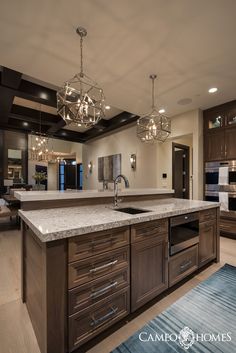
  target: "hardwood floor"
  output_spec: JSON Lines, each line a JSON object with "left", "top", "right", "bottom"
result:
{"left": 0, "top": 229, "right": 235, "bottom": 353}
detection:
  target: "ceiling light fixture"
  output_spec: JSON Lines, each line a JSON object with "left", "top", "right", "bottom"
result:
{"left": 137, "top": 75, "right": 171, "bottom": 143}
{"left": 158, "top": 108, "right": 165, "bottom": 114}
{"left": 57, "top": 26, "right": 106, "bottom": 128}
{"left": 105, "top": 105, "right": 111, "bottom": 110}
{"left": 208, "top": 87, "right": 218, "bottom": 93}
{"left": 29, "top": 104, "right": 50, "bottom": 161}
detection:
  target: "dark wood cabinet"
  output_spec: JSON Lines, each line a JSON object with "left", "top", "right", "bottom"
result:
{"left": 204, "top": 100, "right": 236, "bottom": 161}
{"left": 199, "top": 220, "right": 216, "bottom": 267}
{"left": 224, "top": 127, "right": 236, "bottom": 160}
{"left": 169, "top": 245, "right": 198, "bottom": 287}
{"left": 131, "top": 233, "right": 168, "bottom": 312}
{"left": 204, "top": 130, "right": 225, "bottom": 161}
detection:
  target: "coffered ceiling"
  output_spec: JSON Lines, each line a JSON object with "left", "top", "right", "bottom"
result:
{"left": 0, "top": 0, "right": 236, "bottom": 140}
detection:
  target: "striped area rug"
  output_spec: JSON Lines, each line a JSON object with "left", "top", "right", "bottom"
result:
{"left": 111, "top": 264, "right": 236, "bottom": 353}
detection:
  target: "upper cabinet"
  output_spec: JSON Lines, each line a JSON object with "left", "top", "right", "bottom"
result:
{"left": 204, "top": 100, "right": 236, "bottom": 161}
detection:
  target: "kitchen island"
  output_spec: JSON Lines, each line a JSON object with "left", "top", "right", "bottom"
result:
{"left": 19, "top": 198, "right": 220, "bottom": 353}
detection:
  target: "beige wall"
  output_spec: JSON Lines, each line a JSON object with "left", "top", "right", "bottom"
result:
{"left": 157, "top": 134, "right": 193, "bottom": 199}
{"left": 82, "top": 109, "right": 203, "bottom": 200}
{"left": 82, "top": 124, "right": 158, "bottom": 190}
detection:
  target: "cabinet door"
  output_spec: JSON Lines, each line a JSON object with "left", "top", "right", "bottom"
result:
{"left": 199, "top": 220, "right": 216, "bottom": 267}
{"left": 225, "top": 127, "right": 236, "bottom": 159}
{"left": 131, "top": 234, "right": 168, "bottom": 312}
{"left": 204, "top": 130, "right": 225, "bottom": 161}
{"left": 204, "top": 111, "right": 225, "bottom": 132}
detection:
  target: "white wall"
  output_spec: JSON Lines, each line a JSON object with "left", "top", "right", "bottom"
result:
{"left": 82, "top": 109, "right": 203, "bottom": 200}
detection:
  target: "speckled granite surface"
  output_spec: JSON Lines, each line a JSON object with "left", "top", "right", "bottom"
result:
{"left": 18, "top": 198, "right": 219, "bottom": 242}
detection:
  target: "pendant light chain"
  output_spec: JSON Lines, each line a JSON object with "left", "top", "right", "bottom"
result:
{"left": 80, "top": 35, "right": 84, "bottom": 78}
{"left": 151, "top": 76, "right": 155, "bottom": 109}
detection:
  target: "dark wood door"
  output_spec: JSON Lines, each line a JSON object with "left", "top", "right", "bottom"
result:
{"left": 131, "top": 234, "right": 168, "bottom": 312}
{"left": 204, "top": 130, "right": 225, "bottom": 161}
{"left": 199, "top": 220, "right": 216, "bottom": 267}
{"left": 172, "top": 143, "right": 190, "bottom": 199}
{"left": 225, "top": 127, "right": 236, "bottom": 159}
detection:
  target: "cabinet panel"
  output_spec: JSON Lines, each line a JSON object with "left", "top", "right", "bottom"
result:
{"left": 68, "top": 227, "right": 129, "bottom": 262}
{"left": 68, "top": 246, "right": 129, "bottom": 289}
{"left": 199, "top": 220, "right": 216, "bottom": 267}
{"left": 169, "top": 245, "right": 198, "bottom": 287}
{"left": 69, "top": 287, "right": 130, "bottom": 351}
{"left": 69, "top": 267, "right": 129, "bottom": 315}
{"left": 225, "top": 127, "right": 236, "bottom": 160}
{"left": 204, "top": 130, "right": 225, "bottom": 161}
{"left": 131, "top": 219, "right": 168, "bottom": 243}
{"left": 131, "top": 233, "right": 168, "bottom": 312}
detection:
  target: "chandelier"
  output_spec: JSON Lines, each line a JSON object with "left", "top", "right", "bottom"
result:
{"left": 30, "top": 105, "right": 50, "bottom": 161}
{"left": 137, "top": 75, "right": 171, "bottom": 142}
{"left": 57, "top": 27, "right": 106, "bottom": 128}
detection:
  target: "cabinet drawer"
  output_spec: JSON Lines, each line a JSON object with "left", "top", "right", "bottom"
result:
{"left": 169, "top": 245, "right": 198, "bottom": 287}
{"left": 69, "top": 267, "right": 129, "bottom": 315}
{"left": 131, "top": 219, "right": 168, "bottom": 243}
{"left": 220, "top": 217, "right": 236, "bottom": 235}
{"left": 170, "top": 212, "right": 199, "bottom": 226}
{"left": 199, "top": 208, "right": 216, "bottom": 223}
{"left": 68, "top": 246, "right": 129, "bottom": 289}
{"left": 69, "top": 287, "right": 130, "bottom": 351}
{"left": 68, "top": 227, "right": 130, "bottom": 262}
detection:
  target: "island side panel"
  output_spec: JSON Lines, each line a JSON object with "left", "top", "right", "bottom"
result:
{"left": 216, "top": 207, "right": 220, "bottom": 262}
{"left": 21, "top": 221, "right": 68, "bottom": 353}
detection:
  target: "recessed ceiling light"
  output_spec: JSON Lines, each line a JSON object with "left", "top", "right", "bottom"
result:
{"left": 159, "top": 108, "right": 165, "bottom": 114}
{"left": 208, "top": 87, "right": 218, "bottom": 93}
{"left": 105, "top": 105, "right": 111, "bottom": 110}
{"left": 23, "top": 122, "right": 28, "bottom": 127}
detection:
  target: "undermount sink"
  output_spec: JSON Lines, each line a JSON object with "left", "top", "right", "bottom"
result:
{"left": 114, "top": 207, "right": 151, "bottom": 215}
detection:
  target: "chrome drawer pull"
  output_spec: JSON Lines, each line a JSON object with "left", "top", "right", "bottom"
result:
{"left": 89, "top": 260, "right": 118, "bottom": 273}
{"left": 90, "top": 306, "right": 118, "bottom": 327}
{"left": 90, "top": 281, "right": 118, "bottom": 299}
{"left": 180, "top": 260, "right": 192, "bottom": 271}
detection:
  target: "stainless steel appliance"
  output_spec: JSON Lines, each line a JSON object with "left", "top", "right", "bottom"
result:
{"left": 205, "top": 160, "right": 236, "bottom": 212}
{"left": 169, "top": 212, "right": 199, "bottom": 256}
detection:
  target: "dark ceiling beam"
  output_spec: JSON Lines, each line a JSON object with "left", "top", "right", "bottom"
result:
{"left": 83, "top": 112, "right": 138, "bottom": 141}
{"left": 0, "top": 68, "right": 22, "bottom": 123}
{"left": 50, "top": 128, "right": 86, "bottom": 143}
{"left": 47, "top": 119, "right": 66, "bottom": 133}
{"left": 17, "top": 79, "right": 57, "bottom": 107}
{"left": 10, "top": 105, "right": 61, "bottom": 126}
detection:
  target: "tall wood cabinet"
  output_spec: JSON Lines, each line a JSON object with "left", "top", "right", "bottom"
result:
{"left": 204, "top": 100, "right": 236, "bottom": 162}
{"left": 130, "top": 219, "right": 168, "bottom": 312}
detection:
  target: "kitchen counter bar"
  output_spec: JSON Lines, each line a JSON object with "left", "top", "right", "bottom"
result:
{"left": 19, "top": 198, "right": 219, "bottom": 242}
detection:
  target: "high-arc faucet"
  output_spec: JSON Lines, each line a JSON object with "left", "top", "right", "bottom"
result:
{"left": 113, "top": 174, "right": 129, "bottom": 207}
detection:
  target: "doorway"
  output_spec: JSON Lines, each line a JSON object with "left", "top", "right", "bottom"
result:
{"left": 172, "top": 143, "right": 190, "bottom": 199}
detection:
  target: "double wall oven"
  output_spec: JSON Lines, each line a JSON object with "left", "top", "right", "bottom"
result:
{"left": 205, "top": 160, "right": 236, "bottom": 212}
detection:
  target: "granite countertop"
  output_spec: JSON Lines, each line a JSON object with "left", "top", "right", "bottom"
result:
{"left": 18, "top": 198, "right": 220, "bottom": 242}
{"left": 14, "top": 188, "right": 174, "bottom": 202}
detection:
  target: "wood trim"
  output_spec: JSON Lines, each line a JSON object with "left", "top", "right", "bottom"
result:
{"left": 22, "top": 222, "right": 67, "bottom": 353}
{"left": 216, "top": 207, "right": 220, "bottom": 262}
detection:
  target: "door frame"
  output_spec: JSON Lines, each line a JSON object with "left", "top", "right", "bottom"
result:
{"left": 172, "top": 142, "right": 190, "bottom": 199}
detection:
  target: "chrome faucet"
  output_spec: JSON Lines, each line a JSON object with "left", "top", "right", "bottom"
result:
{"left": 113, "top": 174, "right": 129, "bottom": 207}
